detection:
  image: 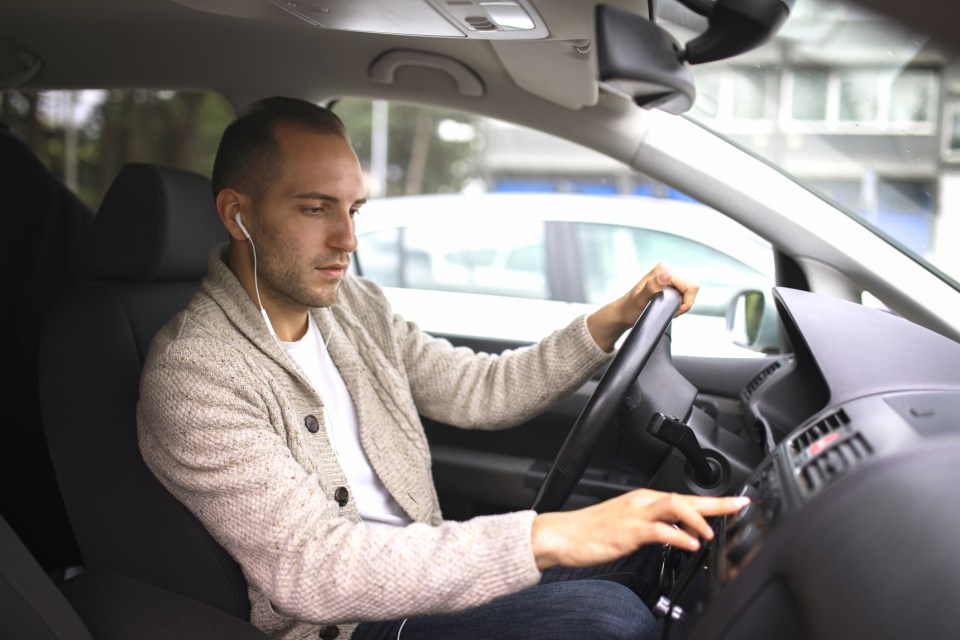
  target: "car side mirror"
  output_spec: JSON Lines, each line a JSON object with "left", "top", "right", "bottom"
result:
{"left": 726, "top": 289, "right": 780, "bottom": 353}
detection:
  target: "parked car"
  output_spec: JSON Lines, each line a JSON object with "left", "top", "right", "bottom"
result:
{"left": 353, "top": 192, "right": 778, "bottom": 357}
{"left": 3, "top": 0, "right": 960, "bottom": 639}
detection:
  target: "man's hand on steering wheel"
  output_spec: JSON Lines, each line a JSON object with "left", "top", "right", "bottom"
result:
{"left": 586, "top": 263, "right": 701, "bottom": 352}
{"left": 530, "top": 262, "right": 716, "bottom": 552}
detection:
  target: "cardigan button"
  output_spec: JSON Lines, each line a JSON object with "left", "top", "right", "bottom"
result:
{"left": 304, "top": 415, "right": 320, "bottom": 434}
{"left": 334, "top": 486, "right": 349, "bottom": 507}
{"left": 318, "top": 625, "right": 340, "bottom": 639}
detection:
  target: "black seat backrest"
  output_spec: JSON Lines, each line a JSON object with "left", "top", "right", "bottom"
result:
{"left": 1, "top": 121, "right": 92, "bottom": 573}
{"left": 2, "top": 508, "right": 271, "bottom": 640}
{"left": 38, "top": 163, "right": 250, "bottom": 619}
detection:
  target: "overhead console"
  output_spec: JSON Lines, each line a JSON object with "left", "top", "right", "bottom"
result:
{"left": 264, "top": 0, "right": 550, "bottom": 39}
{"left": 169, "top": 0, "right": 796, "bottom": 111}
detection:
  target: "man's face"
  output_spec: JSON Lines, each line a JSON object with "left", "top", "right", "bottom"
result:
{"left": 248, "top": 123, "right": 365, "bottom": 310}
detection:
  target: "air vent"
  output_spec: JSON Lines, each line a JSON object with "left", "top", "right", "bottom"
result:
{"left": 742, "top": 360, "right": 782, "bottom": 400}
{"left": 797, "top": 432, "right": 872, "bottom": 496}
{"left": 790, "top": 408, "right": 850, "bottom": 456}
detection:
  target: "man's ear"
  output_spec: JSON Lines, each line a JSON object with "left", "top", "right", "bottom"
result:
{"left": 216, "top": 189, "right": 249, "bottom": 241}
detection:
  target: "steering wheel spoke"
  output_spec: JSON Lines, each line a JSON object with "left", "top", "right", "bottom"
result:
{"left": 532, "top": 287, "right": 684, "bottom": 513}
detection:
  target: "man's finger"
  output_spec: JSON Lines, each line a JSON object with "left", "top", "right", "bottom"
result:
{"left": 689, "top": 495, "right": 751, "bottom": 516}
{"left": 647, "top": 522, "right": 701, "bottom": 552}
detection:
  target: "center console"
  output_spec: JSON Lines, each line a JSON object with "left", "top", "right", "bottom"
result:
{"left": 651, "top": 390, "right": 960, "bottom": 640}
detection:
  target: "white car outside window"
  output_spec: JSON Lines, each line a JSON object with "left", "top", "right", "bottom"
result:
{"left": 353, "top": 192, "right": 776, "bottom": 358}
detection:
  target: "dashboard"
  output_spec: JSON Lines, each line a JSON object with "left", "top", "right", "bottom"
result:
{"left": 658, "top": 287, "right": 960, "bottom": 640}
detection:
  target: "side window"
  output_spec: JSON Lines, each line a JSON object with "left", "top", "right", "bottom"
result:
{"left": 0, "top": 90, "right": 234, "bottom": 210}
{"left": 577, "top": 223, "right": 770, "bottom": 316}
{"left": 577, "top": 223, "right": 645, "bottom": 305}
{"left": 357, "top": 228, "right": 402, "bottom": 287}
{"left": 339, "top": 98, "right": 778, "bottom": 356}
{"left": 357, "top": 215, "right": 548, "bottom": 299}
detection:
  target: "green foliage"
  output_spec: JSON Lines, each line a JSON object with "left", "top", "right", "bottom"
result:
{"left": 0, "top": 91, "right": 478, "bottom": 209}
{"left": 333, "top": 98, "right": 481, "bottom": 197}
{"left": 0, "top": 90, "right": 234, "bottom": 210}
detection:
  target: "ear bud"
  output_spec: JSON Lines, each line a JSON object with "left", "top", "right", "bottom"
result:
{"left": 234, "top": 212, "right": 252, "bottom": 241}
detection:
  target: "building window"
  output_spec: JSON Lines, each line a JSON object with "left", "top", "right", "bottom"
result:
{"left": 730, "top": 67, "right": 773, "bottom": 120}
{"left": 838, "top": 71, "right": 881, "bottom": 122}
{"left": 791, "top": 69, "right": 829, "bottom": 121}
{"left": 786, "top": 67, "right": 938, "bottom": 133}
{"left": 689, "top": 67, "right": 776, "bottom": 131}
{"left": 941, "top": 97, "right": 960, "bottom": 160}
{"left": 891, "top": 71, "right": 934, "bottom": 123}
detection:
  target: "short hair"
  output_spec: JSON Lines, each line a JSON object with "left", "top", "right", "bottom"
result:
{"left": 211, "top": 96, "right": 348, "bottom": 202}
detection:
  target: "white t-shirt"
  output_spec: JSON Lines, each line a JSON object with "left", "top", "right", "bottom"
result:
{"left": 282, "top": 313, "right": 412, "bottom": 528}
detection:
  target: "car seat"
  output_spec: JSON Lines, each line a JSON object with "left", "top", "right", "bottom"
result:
{"left": 0, "top": 512, "right": 95, "bottom": 640}
{"left": 37, "top": 163, "right": 251, "bottom": 620}
{"left": 1, "top": 121, "right": 92, "bottom": 574}
{"left": 1, "top": 511, "right": 269, "bottom": 640}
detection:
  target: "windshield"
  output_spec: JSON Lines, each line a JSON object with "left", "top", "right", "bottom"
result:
{"left": 668, "top": 0, "right": 960, "bottom": 287}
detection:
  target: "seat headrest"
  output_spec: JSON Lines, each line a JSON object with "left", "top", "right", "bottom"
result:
{"left": 85, "top": 163, "right": 227, "bottom": 281}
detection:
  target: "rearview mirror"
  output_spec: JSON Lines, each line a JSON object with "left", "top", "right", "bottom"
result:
{"left": 595, "top": 5, "right": 695, "bottom": 114}
{"left": 676, "top": 0, "right": 794, "bottom": 65}
{"left": 595, "top": 0, "right": 794, "bottom": 113}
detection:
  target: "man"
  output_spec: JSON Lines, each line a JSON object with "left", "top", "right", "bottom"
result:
{"left": 137, "top": 96, "right": 748, "bottom": 640}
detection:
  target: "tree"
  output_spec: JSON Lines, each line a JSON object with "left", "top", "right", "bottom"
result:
{"left": 333, "top": 98, "right": 481, "bottom": 197}
{"left": 1, "top": 89, "right": 234, "bottom": 210}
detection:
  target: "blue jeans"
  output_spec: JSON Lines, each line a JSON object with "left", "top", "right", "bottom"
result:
{"left": 353, "top": 545, "right": 664, "bottom": 640}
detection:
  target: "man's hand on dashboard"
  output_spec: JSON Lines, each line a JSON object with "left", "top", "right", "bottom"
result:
{"left": 530, "top": 489, "right": 749, "bottom": 571}
{"left": 586, "top": 263, "right": 700, "bottom": 352}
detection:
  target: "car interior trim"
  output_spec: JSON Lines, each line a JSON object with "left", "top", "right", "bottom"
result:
{"left": 369, "top": 49, "right": 486, "bottom": 98}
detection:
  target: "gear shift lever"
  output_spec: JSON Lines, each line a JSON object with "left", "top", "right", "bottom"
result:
{"left": 647, "top": 413, "right": 721, "bottom": 486}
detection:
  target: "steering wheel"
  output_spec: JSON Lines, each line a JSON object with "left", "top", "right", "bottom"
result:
{"left": 531, "top": 286, "right": 683, "bottom": 513}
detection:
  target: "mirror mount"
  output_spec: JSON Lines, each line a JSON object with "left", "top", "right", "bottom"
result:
{"left": 596, "top": 5, "right": 695, "bottom": 114}
{"left": 596, "top": 0, "right": 794, "bottom": 113}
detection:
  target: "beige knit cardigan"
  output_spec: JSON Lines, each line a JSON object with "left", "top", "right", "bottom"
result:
{"left": 137, "top": 244, "right": 612, "bottom": 640}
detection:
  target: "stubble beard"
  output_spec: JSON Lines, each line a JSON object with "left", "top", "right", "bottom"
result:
{"left": 253, "top": 219, "right": 344, "bottom": 310}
